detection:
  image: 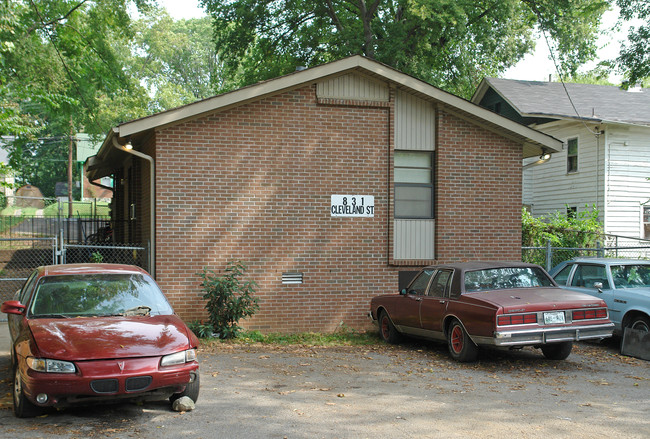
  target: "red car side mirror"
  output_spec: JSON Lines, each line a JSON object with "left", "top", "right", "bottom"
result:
{"left": 1, "top": 300, "right": 26, "bottom": 315}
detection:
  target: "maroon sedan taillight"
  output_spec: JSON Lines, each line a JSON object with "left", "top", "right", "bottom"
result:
{"left": 572, "top": 308, "right": 608, "bottom": 320}
{"left": 497, "top": 313, "right": 537, "bottom": 326}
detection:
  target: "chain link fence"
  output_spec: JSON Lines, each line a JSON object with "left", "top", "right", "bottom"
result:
{"left": 0, "top": 237, "right": 57, "bottom": 303}
{"left": 62, "top": 242, "right": 148, "bottom": 268}
{"left": 523, "top": 234, "right": 650, "bottom": 271}
{"left": 0, "top": 196, "right": 148, "bottom": 321}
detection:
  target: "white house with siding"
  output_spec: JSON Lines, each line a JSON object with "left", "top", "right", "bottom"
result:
{"left": 472, "top": 79, "right": 650, "bottom": 241}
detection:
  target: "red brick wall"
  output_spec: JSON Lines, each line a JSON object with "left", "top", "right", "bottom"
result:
{"left": 436, "top": 110, "right": 522, "bottom": 261}
{"left": 151, "top": 85, "right": 523, "bottom": 332}
{"left": 155, "top": 85, "right": 398, "bottom": 332}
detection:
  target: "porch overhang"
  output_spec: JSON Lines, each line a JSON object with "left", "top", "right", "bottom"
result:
{"left": 84, "top": 128, "right": 135, "bottom": 181}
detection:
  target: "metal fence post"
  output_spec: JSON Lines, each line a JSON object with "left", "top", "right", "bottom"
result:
{"left": 597, "top": 242, "right": 603, "bottom": 258}
{"left": 546, "top": 240, "right": 552, "bottom": 271}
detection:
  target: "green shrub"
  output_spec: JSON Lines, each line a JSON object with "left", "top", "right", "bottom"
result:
{"left": 187, "top": 320, "right": 215, "bottom": 339}
{"left": 522, "top": 205, "right": 602, "bottom": 248}
{"left": 522, "top": 205, "right": 603, "bottom": 266}
{"left": 198, "top": 261, "right": 259, "bottom": 339}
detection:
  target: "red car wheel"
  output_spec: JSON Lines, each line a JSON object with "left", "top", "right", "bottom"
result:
{"left": 13, "top": 367, "right": 42, "bottom": 418}
{"left": 447, "top": 319, "right": 478, "bottom": 362}
{"left": 378, "top": 311, "right": 401, "bottom": 344}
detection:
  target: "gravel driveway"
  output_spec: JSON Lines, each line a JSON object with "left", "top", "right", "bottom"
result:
{"left": 0, "top": 336, "right": 648, "bottom": 438}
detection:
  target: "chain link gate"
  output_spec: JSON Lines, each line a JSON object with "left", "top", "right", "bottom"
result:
{"left": 0, "top": 237, "right": 58, "bottom": 305}
{"left": 0, "top": 197, "right": 148, "bottom": 321}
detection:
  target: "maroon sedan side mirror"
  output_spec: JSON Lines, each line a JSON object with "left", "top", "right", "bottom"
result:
{"left": 1, "top": 300, "right": 26, "bottom": 315}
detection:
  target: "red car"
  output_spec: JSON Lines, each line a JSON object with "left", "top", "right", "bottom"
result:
{"left": 1, "top": 264, "right": 200, "bottom": 417}
{"left": 369, "top": 262, "right": 614, "bottom": 362}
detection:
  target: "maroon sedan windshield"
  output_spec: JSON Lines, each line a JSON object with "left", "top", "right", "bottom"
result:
{"left": 28, "top": 274, "right": 174, "bottom": 318}
{"left": 464, "top": 267, "right": 553, "bottom": 292}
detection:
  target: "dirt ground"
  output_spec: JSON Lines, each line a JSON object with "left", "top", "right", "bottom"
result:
{"left": 0, "top": 336, "right": 648, "bottom": 439}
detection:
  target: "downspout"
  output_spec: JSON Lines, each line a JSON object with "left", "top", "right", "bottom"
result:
{"left": 112, "top": 137, "right": 156, "bottom": 277}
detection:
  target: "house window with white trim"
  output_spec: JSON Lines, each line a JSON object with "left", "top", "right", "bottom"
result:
{"left": 644, "top": 206, "right": 650, "bottom": 240}
{"left": 567, "top": 138, "right": 578, "bottom": 173}
{"left": 394, "top": 151, "right": 434, "bottom": 218}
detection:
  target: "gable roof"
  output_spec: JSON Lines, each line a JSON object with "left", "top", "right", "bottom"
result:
{"left": 472, "top": 78, "right": 650, "bottom": 126}
{"left": 88, "top": 56, "right": 562, "bottom": 180}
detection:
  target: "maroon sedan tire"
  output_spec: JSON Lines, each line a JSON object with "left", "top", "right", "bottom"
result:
{"left": 170, "top": 371, "right": 200, "bottom": 403}
{"left": 541, "top": 341, "right": 573, "bottom": 360}
{"left": 13, "top": 366, "right": 42, "bottom": 418}
{"left": 447, "top": 319, "right": 478, "bottom": 362}
{"left": 378, "top": 311, "right": 401, "bottom": 344}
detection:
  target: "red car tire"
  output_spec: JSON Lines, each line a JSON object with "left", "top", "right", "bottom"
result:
{"left": 378, "top": 311, "right": 402, "bottom": 344}
{"left": 447, "top": 319, "right": 478, "bottom": 362}
{"left": 13, "top": 367, "right": 42, "bottom": 418}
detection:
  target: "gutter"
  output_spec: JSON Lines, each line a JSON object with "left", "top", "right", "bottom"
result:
{"left": 111, "top": 136, "right": 156, "bottom": 277}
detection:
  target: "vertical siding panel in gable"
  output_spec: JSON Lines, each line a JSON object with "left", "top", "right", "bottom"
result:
{"left": 394, "top": 219, "right": 435, "bottom": 259}
{"left": 394, "top": 90, "right": 436, "bottom": 261}
{"left": 395, "top": 90, "right": 435, "bottom": 151}
{"left": 316, "top": 73, "right": 389, "bottom": 101}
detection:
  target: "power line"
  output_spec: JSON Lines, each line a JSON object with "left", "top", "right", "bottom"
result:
{"left": 535, "top": 16, "right": 602, "bottom": 138}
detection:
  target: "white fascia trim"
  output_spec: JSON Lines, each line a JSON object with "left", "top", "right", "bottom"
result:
{"left": 117, "top": 57, "right": 367, "bottom": 137}
{"left": 116, "top": 55, "right": 561, "bottom": 152}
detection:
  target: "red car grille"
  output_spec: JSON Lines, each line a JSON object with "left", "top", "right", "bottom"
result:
{"left": 91, "top": 379, "right": 118, "bottom": 394}
{"left": 126, "top": 376, "right": 152, "bottom": 392}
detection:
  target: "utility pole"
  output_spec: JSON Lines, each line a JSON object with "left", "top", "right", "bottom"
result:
{"left": 68, "top": 121, "right": 74, "bottom": 240}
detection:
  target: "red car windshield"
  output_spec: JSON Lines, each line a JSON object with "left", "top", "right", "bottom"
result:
{"left": 28, "top": 273, "right": 174, "bottom": 318}
{"left": 464, "top": 267, "right": 553, "bottom": 292}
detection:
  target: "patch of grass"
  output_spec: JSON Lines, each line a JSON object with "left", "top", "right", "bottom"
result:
{"left": 225, "top": 326, "right": 381, "bottom": 346}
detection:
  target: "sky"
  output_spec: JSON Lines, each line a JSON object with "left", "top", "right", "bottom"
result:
{"left": 158, "top": 0, "right": 639, "bottom": 83}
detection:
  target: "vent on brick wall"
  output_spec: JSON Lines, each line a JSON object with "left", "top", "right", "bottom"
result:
{"left": 282, "top": 272, "right": 303, "bottom": 285}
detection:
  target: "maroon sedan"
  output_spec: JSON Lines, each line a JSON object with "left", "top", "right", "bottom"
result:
{"left": 1, "top": 264, "right": 200, "bottom": 417}
{"left": 369, "top": 262, "right": 614, "bottom": 362}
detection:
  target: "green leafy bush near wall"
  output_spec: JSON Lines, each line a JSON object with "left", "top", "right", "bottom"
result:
{"left": 522, "top": 206, "right": 602, "bottom": 248}
{"left": 198, "top": 261, "right": 260, "bottom": 339}
{"left": 522, "top": 206, "right": 603, "bottom": 267}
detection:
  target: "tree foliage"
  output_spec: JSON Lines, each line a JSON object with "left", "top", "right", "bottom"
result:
{"left": 615, "top": 0, "right": 650, "bottom": 86}
{"left": 202, "top": 0, "right": 609, "bottom": 97}
{"left": 130, "top": 8, "right": 224, "bottom": 112}
{"left": 1, "top": 0, "right": 154, "bottom": 194}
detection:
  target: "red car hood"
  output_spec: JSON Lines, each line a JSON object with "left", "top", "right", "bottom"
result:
{"left": 469, "top": 287, "right": 605, "bottom": 312}
{"left": 28, "top": 315, "right": 193, "bottom": 361}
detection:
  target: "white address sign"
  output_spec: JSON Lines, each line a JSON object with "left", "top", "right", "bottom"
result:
{"left": 330, "top": 195, "right": 375, "bottom": 217}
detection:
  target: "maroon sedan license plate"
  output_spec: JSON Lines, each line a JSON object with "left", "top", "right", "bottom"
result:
{"left": 543, "top": 311, "right": 566, "bottom": 325}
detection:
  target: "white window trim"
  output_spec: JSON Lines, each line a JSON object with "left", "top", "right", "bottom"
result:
{"left": 566, "top": 136, "right": 579, "bottom": 174}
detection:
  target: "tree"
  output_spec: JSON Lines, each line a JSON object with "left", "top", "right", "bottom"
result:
{"left": 202, "top": 0, "right": 609, "bottom": 97}
{"left": 130, "top": 8, "right": 225, "bottom": 112}
{"left": 615, "top": 0, "right": 650, "bottom": 86}
{"left": 1, "top": 0, "right": 153, "bottom": 194}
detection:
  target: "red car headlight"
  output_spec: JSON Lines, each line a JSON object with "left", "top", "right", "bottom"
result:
{"left": 26, "top": 357, "right": 76, "bottom": 373}
{"left": 160, "top": 349, "right": 197, "bottom": 367}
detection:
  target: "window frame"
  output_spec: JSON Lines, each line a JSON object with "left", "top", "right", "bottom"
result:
{"left": 643, "top": 206, "right": 650, "bottom": 240}
{"left": 566, "top": 137, "right": 578, "bottom": 174}
{"left": 428, "top": 269, "right": 453, "bottom": 298}
{"left": 394, "top": 150, "right": 435, "bottom": 219}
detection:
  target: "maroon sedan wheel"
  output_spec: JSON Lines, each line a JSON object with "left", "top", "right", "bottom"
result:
{"left": 447, "top": 319, "right": 478, "bottom": 362}
{"left": 378, "top": 311, "right": 401, "bottom": 344}
{"left": 450, "top": 325, "right": 464, "bottom": 354}
{"left": 13, "top": 367, "right": 42, "bottom": 418}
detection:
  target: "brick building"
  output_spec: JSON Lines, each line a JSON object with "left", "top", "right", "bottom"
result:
{"left": 86, "top": 56, "right": 561, "bottom": 332}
